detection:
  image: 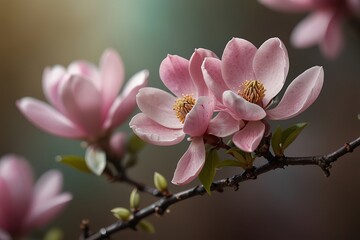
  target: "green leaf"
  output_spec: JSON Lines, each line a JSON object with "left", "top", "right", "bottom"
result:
{"left": 129, "top": 189, "right": 140, "bottom": 210}
{"left": 43, "top": 228, "right": 63, "bottom": 240}
{"left": 216, "top": 159, "right": 243, "bottom": 168}
{"left": 85, "top": 146, "right": 106, "bottom": 176}
{"left": 281, "top": 122, "right": 307, "bottom": 150}
{"left": 56, "top": 155, "right": 91, "bottom": 173}
{"left": 138, "top": 219, "right": 155, "bottom": 234}
{"left": 127, "top": 134, "right": 146, "bottom": 154}
{"left": 224, "top": 148, "right": 254, "bottom": 169}
{"left": 154, "top": 172, "right": 168, "bottom": 192}
{"left": 111, "top": 207, "right": 131, "bottom": 221}
{"left": 271, "top": 126, "right": 283, "bottom": 156}
{"left": 226, "top": 147, "right": 246, "bottom": 163}
{"left": 123, "top": 154, "right": 138, "bottom": 169}
{"left": 198, "top": 149, "right": 220, "bottom": 195}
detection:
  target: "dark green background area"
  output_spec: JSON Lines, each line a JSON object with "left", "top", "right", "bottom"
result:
{"left": 0, "top": 1, "right": 359, "bottom": 239}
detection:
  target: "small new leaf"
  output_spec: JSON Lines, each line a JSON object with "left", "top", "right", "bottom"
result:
{"left": 85, "top": 146, "right": 106, "bottom": 176}
{"left": 281, "top": 122, "right": 308, "bottom": 150}
{"left": 216, "top": 159, "right": 243, "bottom": 168}
{"left": 138, "top": 219, "right": 155, "bottom": 234}
{"left": 130, "top": 189, "right": 140, "bottom": 210}
{"left": 199, "top": 149, "right": 220, "bottom": 195}
{"left": 56, "top": 155, "right": 91, "bottom": 173}
{"left": 43, "top": 228, "right": 63, "bottom": 240}
{"left": 226, "top": 148, "right": 246, "bottom": 163}
{"left": 111, "top": 207, "right": 131, "bottom": 221}
{"left": 154, "top": 172, "right": 168, "bottom": 192}
{"left": 271, "top": 126, "right": 283, "bottom": 156}
{"left": 127, "top": 134, "right": 146, "bottom": 154}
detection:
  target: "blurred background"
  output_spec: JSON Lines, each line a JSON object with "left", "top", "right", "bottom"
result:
{"left": 1, "top": 0, "right": 359, "bottom": 239}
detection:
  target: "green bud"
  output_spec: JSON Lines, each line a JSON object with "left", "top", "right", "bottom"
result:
{"left": 138, "top": 219, "right": 155, "bottom": 234}
{"left": 130, "top": 189, "right": 140, "bottom": 210}
{"left": 56, "top": 155, "right": 91, "bottom": 173}
{"left": 110, "top": 207, "right": 131, "bottom": 221}
{"left": 154, "top": 172, "right": 168, "bottom": 192}
{"left": 43, "top": 228, "right": 63, "bottom": 240}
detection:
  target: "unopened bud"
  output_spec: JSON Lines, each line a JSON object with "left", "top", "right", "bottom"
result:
{"left": 130, "top": 189, "right": 140, "bottom": 210}
{"left": 110, "top": 207, "right": 131, "bottom": 221}
{"left": 154, "top": 172, "right": 168, "bottom": 192}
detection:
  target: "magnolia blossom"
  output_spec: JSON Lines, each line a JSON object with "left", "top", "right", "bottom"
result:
{"left": 130, "top": 50, "right": 239, "bottom": 185}
{"left": 259, "top": 0, "right": 360, "bottom": 58}
{"left": 0, "top": 155, "right": 72, "bottom": 239}
{"left": 17, "top": 49, "right": 148, "bottom": 142}
{"left": 202, "top": 37, "right": 324, "bottom": 152}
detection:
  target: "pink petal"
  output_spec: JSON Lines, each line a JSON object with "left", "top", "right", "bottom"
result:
{"left": 267, "top": 66, "right": 324, "bottom": 120}
{"left": 253, "top": 38, "right": 289, "bottom": 106}
{"left": 0, "top": 155, "right": 33, "bottom": 231}
{"left": 16, "top": 97, "right": 86, "bottom": 139}
{"left": 259, "top": 0, "right": 317, "bottom": 12}
{"left": 67, "top": 61, "right": 100, "bottom": 88}
{"left": 59, "top": 75, "right": 103, "bottom": 138}
{"left": 222, "top": 90, "right": 266, "bottom": 121}
{"left": 104, "top": 70, "right": 148, "bottom": 130}
{"left": 171, "top": 137, "right": 205, "bottom": 185}
{"left": 0, "top": 230, "right": 11, "bottom": 240}
{"left": 189, "top": 48, "right": 218, "bottom": 96}
{"left": 348, "top": 0, "right": 360, "bottom": 13}
{"left": 320, "top": 12, "right": 343, "bottom": 59}
{"left": 159, "top": 54, "right": 197, "bottom": 97}
{"left": 202, "top": 57, "right": 229, "bottom": 103}
{"left": 0, "top": 179, "right": 12, "bottom": 230}
{"left": 32, "top": 170, "right": 63, "bottom": 208}
{"left": 99, "top": 49, "right": 125, "bottom": 111}
{"left": 183, "top": 96, "right": 214, "bottom": 137}
{"left": 222, "top": 38, "right": 257, "bottom": 91}
{"left": 136, "top": 87, "right": 182, "bottom": 129}
{"left": 291, "top": 11, "right": 332, "bottom": 48}
{"left": 129, "top": 113, "right": 185, "bottom": 146}
{"left": 232, "top": 121, "right": 265, "bottom": 152}
{"left": 23, "top": 170, "right": 70, "bottom": 232}
{"left": 23, "top": 193, "right": 72, "bottom": 231}
{"left": 207, "top": 111, "right": 240, "bottom": 137}
{"left": 42, "top": 65, "right": 66, "bottom": 111}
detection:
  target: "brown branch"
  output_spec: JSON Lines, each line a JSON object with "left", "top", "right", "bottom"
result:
{"left": 80, "top": 136, "right": 360, "bottom": 240}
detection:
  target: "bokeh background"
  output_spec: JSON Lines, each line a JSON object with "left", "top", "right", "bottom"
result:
{"left": 1, "top": 0, "right": 360, "bottom": 239}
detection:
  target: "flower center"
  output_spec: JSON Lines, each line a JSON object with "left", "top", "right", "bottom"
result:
{"left": 173, "top": 95, "right": 196, "bottom": 124}
{"left": 238, "top": 80, "right": 266, "bottom": 104}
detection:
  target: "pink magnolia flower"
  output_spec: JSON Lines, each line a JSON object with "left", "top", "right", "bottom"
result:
{"left": 259, "top": 0, "right": 360, "bottom": 58}
{"left": 0, "top": 155, "right": 72, "bottom": 239}
{"left": 17, "top": 49, "right": 148, "bottom": 142}
{"left": 130, "top": 49, "right": 239, "bottom": 185}
{"left": 202, "top": 37, "right": 324, "bottom": 152}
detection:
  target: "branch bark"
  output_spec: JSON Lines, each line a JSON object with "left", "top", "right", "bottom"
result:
{"left": 80, "top": 136, "right": 360, "bottom": 240}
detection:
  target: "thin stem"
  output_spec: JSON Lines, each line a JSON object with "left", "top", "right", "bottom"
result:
{"left": 80, "top": 136, "right": 360, "bottom": 240}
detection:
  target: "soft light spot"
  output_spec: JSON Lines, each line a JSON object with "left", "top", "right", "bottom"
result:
{"left": 173, "top": 95, "right": 196, "bottom": 124}
{"left": 238, "top": 80, "right": 266, "bottom": 105}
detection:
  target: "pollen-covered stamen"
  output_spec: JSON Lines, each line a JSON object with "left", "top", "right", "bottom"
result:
{"left": 173, "top": 95, "right": 196, "bottom": 124}
{"left": 238, "top": 80, "right": 266, "bottom": 104}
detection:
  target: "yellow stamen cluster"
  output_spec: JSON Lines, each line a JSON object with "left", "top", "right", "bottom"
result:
{"left": 173, "top": 95, "right": 196, "bottom": 124}
{"left": 238, "top": 80, "right": 266, "bottom": 104}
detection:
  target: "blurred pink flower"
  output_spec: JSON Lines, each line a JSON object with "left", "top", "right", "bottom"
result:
{"left": 259, "top": 0, "right": 360, "bottom": 58}
{"left": 0, "top": 155, "right": 72, "bottom": 239}
{"left": 130, "top": 50, "right": 239, "bottom": 185}
{"left": 202, "top": 37, "right": 324, "bottom": 152}
{"left": 17, "top": 49, "right": 148, "bottom": 142}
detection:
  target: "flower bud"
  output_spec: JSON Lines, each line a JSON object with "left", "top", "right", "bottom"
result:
{"left": 154, "top": 172, "right": 168, "bottom": 192}
{"left": 110, "top": 207, "right": 131, "bottom": 221}
{"left": 129, "top": 189, "right": 140, "bottom": 210}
